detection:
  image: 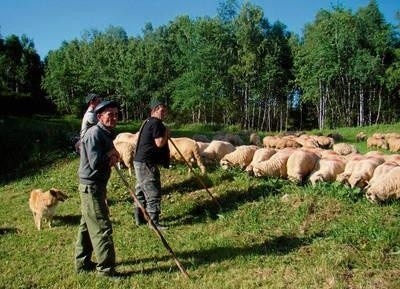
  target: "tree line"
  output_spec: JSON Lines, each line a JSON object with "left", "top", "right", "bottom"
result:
{"left": 1, "top": 0, "right": 399, "bottom": 131}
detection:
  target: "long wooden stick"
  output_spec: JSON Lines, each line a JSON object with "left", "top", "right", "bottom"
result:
{"left": 114, "top": 165, "right": 190, "bottom": 279}
{"left": 168, "top": 137, "right": 222, "bottom": 210}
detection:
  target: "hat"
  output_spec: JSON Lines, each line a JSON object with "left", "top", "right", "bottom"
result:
{"left": 95, "top": 100, "right": 118, "bottom": 114}
{"left": 149, "top": 99, "right": 166, "bottom": 110}
{"left": 85, "top": 93, "right": 99, "bottom": 104}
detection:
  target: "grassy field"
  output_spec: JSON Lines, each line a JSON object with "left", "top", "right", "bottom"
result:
{"left": 0, "top": 117, "right": 400, "bottom": 288}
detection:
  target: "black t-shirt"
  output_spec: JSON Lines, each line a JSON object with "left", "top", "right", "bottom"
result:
{"left": 134, "top": 117, "right": 170, "bottom": 166}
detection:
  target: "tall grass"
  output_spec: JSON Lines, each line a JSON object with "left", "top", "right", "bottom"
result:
{"left": 0, "top": 117, "right": 399, "bottom": 288}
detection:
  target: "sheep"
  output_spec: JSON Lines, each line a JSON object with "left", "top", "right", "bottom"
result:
{"left": 252, "top": 148, "right": 295, "bottom": 178}
{"left": 192, "top": 134, "right": 210, "bottom": 143}
{"left": 168, "top": 137, "right": 206, "bottom": 174}
{"left": 201, "top": 140, "right": 236, "bottom": 164}
{"left": 366, "top": 136, "right": 388, "bottom": 150}
{"left": 196, "top": 141, "right": 210, "bottom": 154}
{"left": 213, "top": 133, "right": 243, "bottom": 146}
{"left": 286, "top": 149, "right": 319, "bottom": 184}
{"left": 332, "top": 143, "right": 358, "bottom": 156}
{"left": 249, "top": 132, "right": 261, "bottom": 146}
{"left": 220, "top": 145, "right": 259, "bottom": 170}
{"left": 347, "top": 156, "right": 385, "bottom": 189}
{"left": 312, "top": 135, "right": 334, "bottom": 149}
{"left": 356, "top": 131, "right": 367, "bottom": 142}
{"left": 336, "top": 154, "right": 365, "bottom": 185}
{"left": 295, "top": 135, "right": 319, "bottom": 148}
{"left": 365, "top": 166, "right": 400, "bottom": 203}
{"left": 245, "top": 148, "right": 277, "bottom": 174}
{"left": 275, "top": 137, "right": 301, "bottom": 149}
{"left": 114, "top": 132, "right": 138, "bottom": 144}
{"left": 309, "top": 156, "right": 346, "bottom": 186}
{"left": 386, "top": 136, "right": 400, "bottom": 153}
{"left": 365, "top": 161, "right": 399, "bottom": 189}
{"left": 262, "top": 135, "right": 280, "bottom": 148}
{"left": 113, "top": 132, "right": 139, "bottom": 176}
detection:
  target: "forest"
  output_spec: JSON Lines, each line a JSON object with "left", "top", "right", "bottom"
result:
{"left": 0, "top": 0, "right": 399, "bottom": 131}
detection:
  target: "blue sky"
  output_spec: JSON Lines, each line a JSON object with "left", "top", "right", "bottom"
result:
{"left": 1, "top": 0, "right": 398, "bottom": 59}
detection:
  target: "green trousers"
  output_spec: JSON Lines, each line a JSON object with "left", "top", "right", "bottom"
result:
{"left": 75, "top": 184, "right": 115, "bottom": 273}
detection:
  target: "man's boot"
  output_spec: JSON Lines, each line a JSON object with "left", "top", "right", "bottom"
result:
{"left": 133, "top": 207, "right": 145, "bottom": 226}
{"left": 148, "top": 211, "right": 168, "bottom": 231}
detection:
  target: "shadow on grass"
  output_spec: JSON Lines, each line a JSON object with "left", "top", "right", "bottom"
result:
{"left": 0, "top": 227, "right": 20, "bottom": 236}
{"left": 54, "top": 214, "right": 81, "bottom": 226}
{"left": 163, "top": 178, "right": 286, "bottom": 225}
{"left": 119, "top": 233, "right": 321, "bottom": 274}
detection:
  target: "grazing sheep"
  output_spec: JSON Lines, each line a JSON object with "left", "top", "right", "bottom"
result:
{"left": 262, "top": 135, "right": 280, "bottom": 148}
{"left": 201, "top": 140, "right": 236, "bottom": 164}
{"left": 192, "top": 134, "right": 210, "bottom": 142}
{"left": 365, "top": 161, "right": 399, "bottom": 189}
{"left": 196, "top": 141, "right": 210, "bottom": 154}
{"left": 286, "top": 149, "right": 319, "bottom": 184}
{"left": 245, "top": 148, "right": 277, "bottom": 174}
{"left": 275, "top": 137, "right": 301, "bottom": 149}
{"left": 332, "top": 143, "right": 358, "bottom": 156}
{"left": 309, "top": 156, "right": 346, "bottom": 186}
{"left": 312, "top": 135, "right": 334, "bottom": 149}
{"left": 386, "top": 136, "right": 400, "bottom": 153}
{"left": 113, "top": 132, "right": 138, "bottom": 176}
{"left": 365, "top": 166, "right": 400, "bottom": 203}
{"left": 367, "top": 136, "right": 388, "bottom": 150}
{"left": 336, "top": 154, "right": 364, "bottom": 185}
{"left": 348, "top": 156, "right": 385, "bottom": 189}
{"left": 249, "top": 132, "right": 261, "bottom": 146}
{"left": 356, "top": 131, "right": 367, "bottom": 142}
{"left": 220, "top": 145, "right": 259, "bottom": 170}
{"left": 168, "top": 137, "right": 206, "bottom": 174}
{"left": 213, "top": 133, "right": 244, "bottom": 146}
{"left": 295, "top": 135, "right": 319, "bottom": 148}
{"left": 253, "top": 148, "right": 295, "bottom": 178}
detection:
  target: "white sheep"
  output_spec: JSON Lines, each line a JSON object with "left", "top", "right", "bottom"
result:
{"left": 201, "top": 140, "right": 236, "bottom": 164}
{"left": 365, "top": 166, "right": 400, "bottom": 203}
{"left": 245, "top": 148, "right": 277, "bottom": 174}
{"left": 262, "top": 135, "right": 280, "bottom": 148}
{"left": 252, "top": 148, "right": 295, "bottom": 178}
{"left": 168, "top": 137, "right": 206, "bottom": 174}
{"left": 347, "top": 156, "right": 385, "bottom": 189}
{"left": 332, "top": 143, "right": 358, "bottom": 155}
{"left": 113, "top": 132, "right": 138, "bottom": 176}
{"left": 386, "top": 136, "right": 400, "bottom": 153}
{"left": 336, "top": 154, "right": 365, "bottom": 185}
{"left": 220, "top": 145, "right": 259, "bottom": 170}
{"left": 286, "top": 149, "right": 319, "bottom": 183}
{"left": 196, "top": 141, "right": 210, "bottom": 155}
{"left": 366, "top": 136, "right": 388, "bottom": 150}
{"left": 365, "top": 161, "right": 399, "bottom": 189}
{"left": 309, "top": 156, "right": 346, "bottom": 186}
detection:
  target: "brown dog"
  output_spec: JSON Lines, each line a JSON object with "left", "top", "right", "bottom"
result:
{"left": 29, "top": 188, "right": 69, "bottom": 230}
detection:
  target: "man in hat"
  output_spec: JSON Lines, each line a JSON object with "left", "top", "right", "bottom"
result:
{"left": 80, "top": 93, "right": 102, "bottom": 139}
{"left": 133, "top": 99, "right": 170, "bottom": 230}
{"left": 75, "top": 100, "right": 122, "bottom": 277}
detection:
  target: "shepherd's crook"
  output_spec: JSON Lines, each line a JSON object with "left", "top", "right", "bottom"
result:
{"left": 113, "top": 165, "right": 190, "bottom": 279}
{"left": 168, "top": 137, "right": 222, "bottom": 210}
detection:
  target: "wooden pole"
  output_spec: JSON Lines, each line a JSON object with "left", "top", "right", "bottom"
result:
{"left": 168, "top": 137, "right": 222, "bottom": 210}
{"left": 114, "top": 165, "right": 190, "bottom": 279}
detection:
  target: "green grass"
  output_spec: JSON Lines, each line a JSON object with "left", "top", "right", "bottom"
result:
{"left": 1, "top": 118, "right": 400, "bottom": 288}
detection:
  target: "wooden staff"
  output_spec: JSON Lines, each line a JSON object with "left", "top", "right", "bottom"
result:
{"left": 168, "top": 137, "right": 222, "bottom": 210}
{"left": 114, "top": 165, "right": 190, "bottom": 279}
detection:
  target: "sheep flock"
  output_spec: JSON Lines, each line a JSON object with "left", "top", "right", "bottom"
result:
{"left": 114, "top": 130, "right": 400, "bottom": 204}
